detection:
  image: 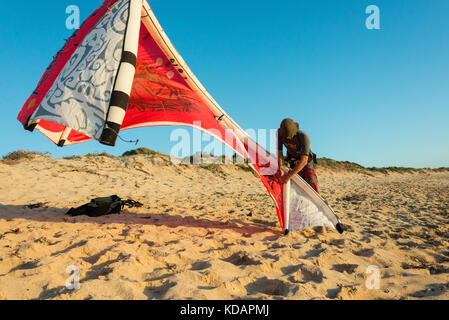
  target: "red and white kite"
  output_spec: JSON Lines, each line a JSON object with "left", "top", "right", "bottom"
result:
{"left": 18, "top": 0, "right": 343, "bottom": 234}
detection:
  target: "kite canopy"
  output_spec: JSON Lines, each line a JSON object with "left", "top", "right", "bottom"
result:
{"left": 18, "top": 0, "right": 343, "bottom": 233}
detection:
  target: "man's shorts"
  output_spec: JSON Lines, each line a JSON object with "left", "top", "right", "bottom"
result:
{"left": 286, "top": 157, "right": 320, "bottom": 194}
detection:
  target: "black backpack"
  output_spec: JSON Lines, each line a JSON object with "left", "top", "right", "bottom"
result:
{"left": 311, "top": 151, "right": 318, "bottom": 164}
{"left": 66, "top": 195, "right": 143, "bottom": 217}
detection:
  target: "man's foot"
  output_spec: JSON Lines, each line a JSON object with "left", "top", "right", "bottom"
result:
{"left": 314, "top": 226, "right": 327, "bottom": 234}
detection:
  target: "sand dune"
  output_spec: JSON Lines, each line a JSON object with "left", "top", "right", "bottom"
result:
{"left": 0, "top": 153, "right": 448, "bottom": 300}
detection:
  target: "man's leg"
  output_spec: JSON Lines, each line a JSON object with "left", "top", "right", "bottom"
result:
{"left": 299, "top": 168, "right": 326, "bottom": 234}
{"left": 299, "top": 168, "right": 319, "bottom": 194}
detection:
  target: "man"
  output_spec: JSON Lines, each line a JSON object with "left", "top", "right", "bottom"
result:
{"left": 277, "top": 118, "right": 325, "bottom": 234}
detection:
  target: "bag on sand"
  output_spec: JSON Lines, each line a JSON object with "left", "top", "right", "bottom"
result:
{"left": 66, "top": 195, "right": 143, "bottom": 217}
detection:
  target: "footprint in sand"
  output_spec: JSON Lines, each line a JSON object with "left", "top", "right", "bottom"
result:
{"left": 353, "top": 248, "right": 375, "bottom": 258}
{"left": 199, "top": 270, "right": 222, "bottom": 288}
{"left": 223, "top": 252, "right": 261, "bottom": 266}
{"left": 190, "top": 261, "right": 211, "bottom": 271}
{"left": 246, "top": 277, "right": 290, "bottom": 296}
{"left": 410, "top": 283, "right": 449, "bottom": 298}
{"left": 144, "top": 281, "right": 177, "bottom": 299}
{"left": 9, "top": 260, "right": 40, "bottom": 273}
{"left": 326, "top": 285, "right": 359, "bottom": 299}
{"left": 289, "top": 264, "right": 325, "bottom": 284}
{"left": 429, "top": 265, "right": 449, "bottom": 275}
{"left": 329, "top": 239, "right": 345, "bottom": 248}
{"left": 37, "top": 284, "right": 71, "bottom": 300}
{"left": 432, "top": 252, "right": 449, "bottom": 263}
{"left": 262, "top": 252, "right": 279, "bottom": 260}
{"left": 332, "top": 264, "right": 359, "bottom": 275}
{"left": 303, "top": 244, "right": 327, "bottom": 259}
{"left": 270, "top": 243, "right": 287, "bottom": 249}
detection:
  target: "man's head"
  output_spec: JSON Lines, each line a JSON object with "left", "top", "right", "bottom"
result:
{"left": 280, "top": 118, "right": 299, "bottom": 138}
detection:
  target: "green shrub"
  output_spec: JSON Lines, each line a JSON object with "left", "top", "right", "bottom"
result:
{"left": 122, "top": 148, "right": 159, "bottom": 157}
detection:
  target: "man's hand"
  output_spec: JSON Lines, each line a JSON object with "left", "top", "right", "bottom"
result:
{"left": 277, "top": 167, "right": 290, "bottom": 184}
{"left": 279, "top": 167, "right": 286, "bottom": 176}
{"left": 279, "top": 172, "right": 292, "bottom": 184}
{"left": 279, "top": 155, "right": 308, "bottom": 184}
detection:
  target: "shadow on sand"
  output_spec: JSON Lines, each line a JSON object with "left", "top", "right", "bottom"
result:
{"left": 0, "top": 204, "right": 281, "bottom": 240}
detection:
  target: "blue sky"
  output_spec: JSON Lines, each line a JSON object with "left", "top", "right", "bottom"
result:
{"left": 1, "top": 0, "right": 448, "bottom": 168}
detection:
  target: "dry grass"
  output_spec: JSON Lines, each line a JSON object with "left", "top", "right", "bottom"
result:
{"left": 2, "top": 149, "right": 447, "bottom": 175}
{"left": 1, "top": 150, "right": 49, "bottom": 165}
{"left": 316, "top": 158, "right": 447, "bottom": 175}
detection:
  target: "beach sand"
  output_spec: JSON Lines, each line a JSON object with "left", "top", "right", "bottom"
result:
{"left": 0, "top": 153, "right": 448, "bottom": 300}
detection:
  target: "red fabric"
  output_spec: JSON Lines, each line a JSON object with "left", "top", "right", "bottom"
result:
{"left": 16, "top": 1, "right": 286, "bottom": 230}
{"left": 299, "top": 168, "right": 319, "bottom": 194}
{"left": 124, "top": 24, "right": 225, "bottom": 134}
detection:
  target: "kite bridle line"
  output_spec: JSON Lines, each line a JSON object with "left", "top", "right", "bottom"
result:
{"left": 118, "top": 135, "right": 140, "bottom": 145}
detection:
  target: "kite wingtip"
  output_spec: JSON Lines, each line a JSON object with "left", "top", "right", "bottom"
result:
{"left": 99, "top": 127, "right": 118, "bottom": 147}
{"left": 336, "top": 223, "right": 344, "bottom": 234}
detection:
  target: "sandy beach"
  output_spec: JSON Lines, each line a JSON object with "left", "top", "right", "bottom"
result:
{"left": 0, "top": 152, "right": 448, "bottom": 300}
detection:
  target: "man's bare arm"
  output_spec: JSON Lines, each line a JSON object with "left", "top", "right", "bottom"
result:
{"left": 290, "top": 155, "right": 308, "bottom": 176}
{"left": 277, "top": 148, "right": 284, "bottom": 173}
{"left": 280, "top": 155, "right": 308, "bottom": 184}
